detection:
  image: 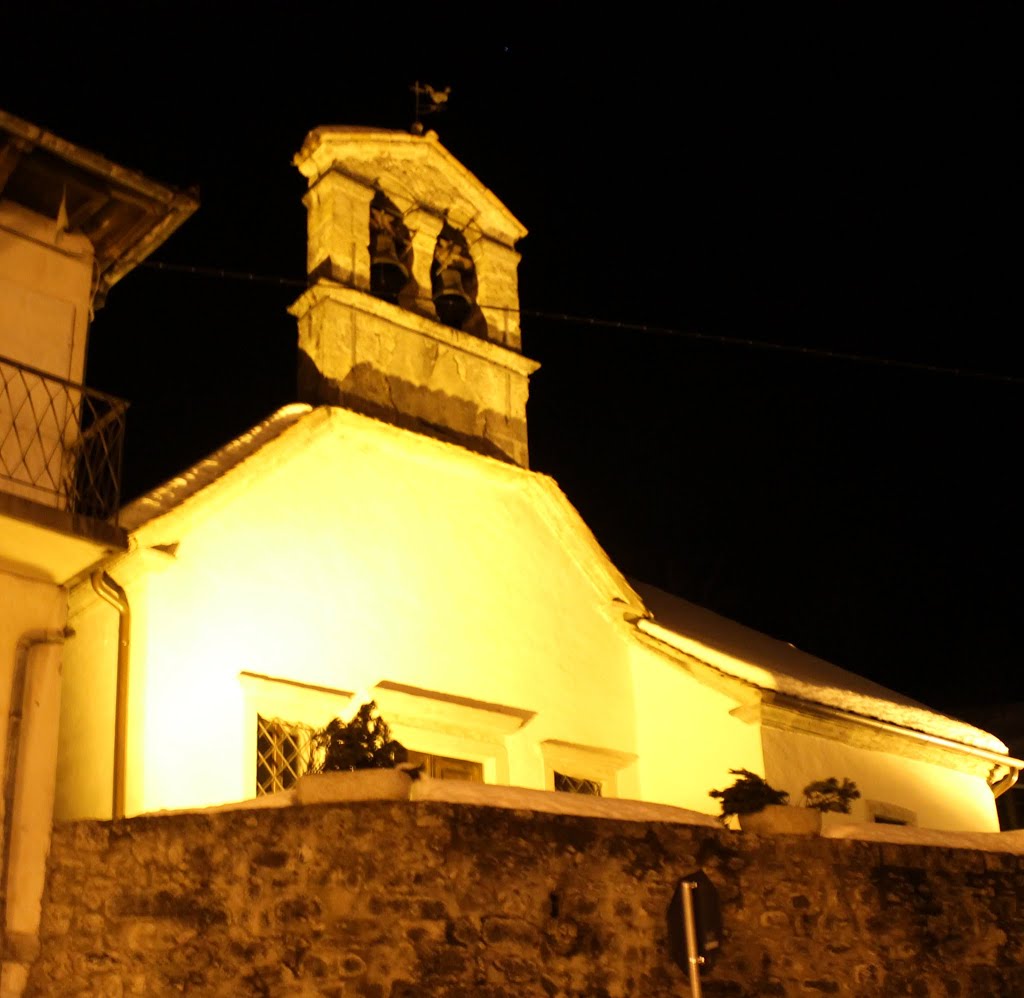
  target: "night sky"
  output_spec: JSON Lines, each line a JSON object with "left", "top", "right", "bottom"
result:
{"left": 4, "top": 10, "right": 1019, "bottom": 716}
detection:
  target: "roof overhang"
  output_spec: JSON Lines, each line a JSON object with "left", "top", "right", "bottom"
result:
{"left": 0, "top": 490, "right": 127, "bottom": 584}
{"left": 0, "top": 109, "right": 198, "bottom": 303}
{"left": 744, "top": 692, "right": 1024, "bottom": 789}
{"left": 634, "top": 616, "right": 1022, "bottom": 790}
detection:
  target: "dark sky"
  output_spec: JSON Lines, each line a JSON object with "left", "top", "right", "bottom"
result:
{"left": 4, "top": 9, "right": 1019, "bottom": 714}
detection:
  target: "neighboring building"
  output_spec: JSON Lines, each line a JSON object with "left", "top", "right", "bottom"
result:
{"left": 0, "top": 110, "right": 196, "bottom": 996}
{"left": 51, "top": 126, "right": 1018, "bottom": 844}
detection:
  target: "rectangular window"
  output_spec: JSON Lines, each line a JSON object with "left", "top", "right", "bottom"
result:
{"left": 406, "top": 749, "right": 483, "bottom": 783}
{"left": 866, "top": 800, "right": 916, "bottom": 826}
{"left": 554, "top": 772, "right": 602, "bottom": 796}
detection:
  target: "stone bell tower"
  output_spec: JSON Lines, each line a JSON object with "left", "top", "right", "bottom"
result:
{"left": 289, "top": 127, "right": 538, "bottom": 467}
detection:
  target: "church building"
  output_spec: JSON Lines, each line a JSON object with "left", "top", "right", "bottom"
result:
{"left": 52, "top": 126, "right": 1017, "bottom": 836}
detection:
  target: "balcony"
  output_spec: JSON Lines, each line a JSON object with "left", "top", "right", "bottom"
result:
{"left": 0, "top": 353, "right": 128, "bottom": 582}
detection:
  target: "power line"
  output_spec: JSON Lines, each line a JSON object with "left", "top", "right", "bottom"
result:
{"left": 140, "top": 259, "right": 306, "bottom": 289}
{"left": 138, "top": 259, "right": 1024, "bottom": 386}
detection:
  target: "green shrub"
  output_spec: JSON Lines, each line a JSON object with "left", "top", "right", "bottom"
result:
{"left": 310, "top": 701, "right": 407, "bottom": 772}
{"left": 709, "top": 769, "right": 789, "bottom": 824}
{"left": 802, "top": 777, "right": 860, "bottom": 814}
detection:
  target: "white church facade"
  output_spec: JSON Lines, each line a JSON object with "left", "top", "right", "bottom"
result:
{"left": 46, "top": 125, "right": 1017, "bottom": 836}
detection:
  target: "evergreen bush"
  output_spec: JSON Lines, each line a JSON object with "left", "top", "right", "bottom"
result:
{"left": 802, "top": 777, "right": 860, "bottom": 813}
{"left": 310, "top": 701, "right": 408, "bottom": 772}
{"left": 709, "top": 769, "right": 789, "bottom": 824}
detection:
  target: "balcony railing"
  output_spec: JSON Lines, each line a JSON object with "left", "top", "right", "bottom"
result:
{"left": 0, "top": 353, "right": 127, "bottom": 523}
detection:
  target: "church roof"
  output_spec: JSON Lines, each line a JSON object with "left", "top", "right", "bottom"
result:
{"left": 633, "top": 580, "right": 1008, "bottom": 755}
{"left": 121, "top": 403, "right": 313, "bottom": 531}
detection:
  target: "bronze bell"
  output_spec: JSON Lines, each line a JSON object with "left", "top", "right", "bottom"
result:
{"left": 432, "top": 239, "right": 473, "bottom": 328}
{"left": 369, "top": 208, "right": 410, "bottom": 303}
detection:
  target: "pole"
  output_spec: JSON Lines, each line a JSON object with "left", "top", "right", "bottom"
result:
{"left": 681, "top": 879, "right": 703, "bottom": 998}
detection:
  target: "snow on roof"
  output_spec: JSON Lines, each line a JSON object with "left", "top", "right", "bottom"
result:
{"left": 120, "top": 403, "right": 313, "bottom": 531}
{"left": 633, "top": 580, "right": 1007, "bottom": 755}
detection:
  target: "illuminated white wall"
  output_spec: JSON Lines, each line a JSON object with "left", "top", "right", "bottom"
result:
{"left": 627, "top": 638, "right": 763, "bottom": 814}
{"left": 762, "top": 725, "right": 999, "bottom": 832}
{"left": 56, "top": 583, "right": 119, "bottom": 820}
{"left": 60, "top": 409, "right": 648, "bottom": 816}
{"left": 56, "top": 406, "right": 1008, "bottom": 830}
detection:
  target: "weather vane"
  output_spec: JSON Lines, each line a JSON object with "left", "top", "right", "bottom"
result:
{"left": 411, "top": 81, "right": 451, "bottom": 134}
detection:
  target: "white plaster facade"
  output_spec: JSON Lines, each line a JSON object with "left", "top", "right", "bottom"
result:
{"left": 55, "top": 401, "right": 1011, "bottom": 833}
{"left": 51, "top": 124, "right": 1017, "bottom": 841}
{"left": 57, "top": 403, "right": 767, "bottom": 820}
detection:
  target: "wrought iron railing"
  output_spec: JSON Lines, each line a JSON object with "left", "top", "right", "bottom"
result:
{"left": 0, "top": 353, "right": 128, "bottom": 522}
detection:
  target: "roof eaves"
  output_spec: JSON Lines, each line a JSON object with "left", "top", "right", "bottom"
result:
{"left": 122, "top": 403, "right": 316, "bottom": 534}
{"left": 636, "top": 616, "right": 1008, "bottom": 756}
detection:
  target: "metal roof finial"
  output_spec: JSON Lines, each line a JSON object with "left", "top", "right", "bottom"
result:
{"left": 411, "top": 81, "right": 451, "bottom": 134}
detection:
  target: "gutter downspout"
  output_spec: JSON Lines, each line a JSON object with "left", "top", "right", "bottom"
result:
{"left": 1, "top": 628, "right": 71, "bottom": 970}
{"left": 990, "top": 767, "right": 1019, "bottom": 799}
{"left": 90, "top": 572, "right": 130, "bottom": 820}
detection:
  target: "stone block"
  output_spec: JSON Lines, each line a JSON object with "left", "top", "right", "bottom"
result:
{"left": 294, "top": 769, "right": 413, "bottom": 805}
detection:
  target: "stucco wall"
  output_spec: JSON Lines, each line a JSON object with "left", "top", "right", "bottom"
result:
{"left": 762, "top": 725, "right": 999, "bottom": 833}
{"left": 628, "top": 639, "right": 763, "bottom": 814}
{"left": 53, "top": 585, "right": 120, "bottom": 822}
{"left": 55, "top": 408, "right": 1004, "bottom": 830}
{"left": 0, "top": 201, "right": 93, "bottom": 384}
{"left": 0, "top": 201, "right": 96, "bottom": 511}
{"left": 28, "top": 801, "right": 1024, "bottom": 997}
{"left": 59, "top": 417, "right": 649, "bottom": 817}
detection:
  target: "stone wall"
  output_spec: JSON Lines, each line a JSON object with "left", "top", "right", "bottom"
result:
{"left": 28, "top": 802, "right": 1024, "bottom": 996}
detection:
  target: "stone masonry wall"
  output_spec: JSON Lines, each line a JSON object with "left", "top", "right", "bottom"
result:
{"left": 28, "top": 802, "right": 1024, "bottom": 996}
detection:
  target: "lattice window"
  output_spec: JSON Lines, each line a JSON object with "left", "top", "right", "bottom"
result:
{"left": 256, "top": 715, "right": 316, "bottom": 795}
{"left": 554, "top": 772, "right": 602, "bottom": 796}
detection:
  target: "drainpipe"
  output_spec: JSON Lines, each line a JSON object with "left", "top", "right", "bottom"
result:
{"left": 1, "top": 628, "right": 71, "bottom": 970}
{"left": 990, "top": 766, "right": 1019, "bottom": 799}
{"left": 90, "top": 572, "right": 130, "bottom": 820}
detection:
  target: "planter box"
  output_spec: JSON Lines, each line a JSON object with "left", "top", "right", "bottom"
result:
{"left": 295, "top": 769, "right": 413, "bottom": 805}
{"left": 739, "top": 804, "right": 822, "bottom": 836}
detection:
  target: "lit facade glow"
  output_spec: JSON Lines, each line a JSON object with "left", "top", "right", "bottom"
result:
{"left": 54, "top": 124, "right": 1009, "bottom": 835}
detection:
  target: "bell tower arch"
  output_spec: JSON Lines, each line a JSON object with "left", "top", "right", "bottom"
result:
{"left": 289, "top": 127, "right": 537, "bottom": 467}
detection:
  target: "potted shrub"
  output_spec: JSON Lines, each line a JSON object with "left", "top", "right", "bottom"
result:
{"left": 802, "top": 777, "right": 860, "bottom": 815}
{"left": 297, "top": 701, "right": 413, "bottom": 804}
{"left": 709, "top": 769, "right": 819, "bottom": 835}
